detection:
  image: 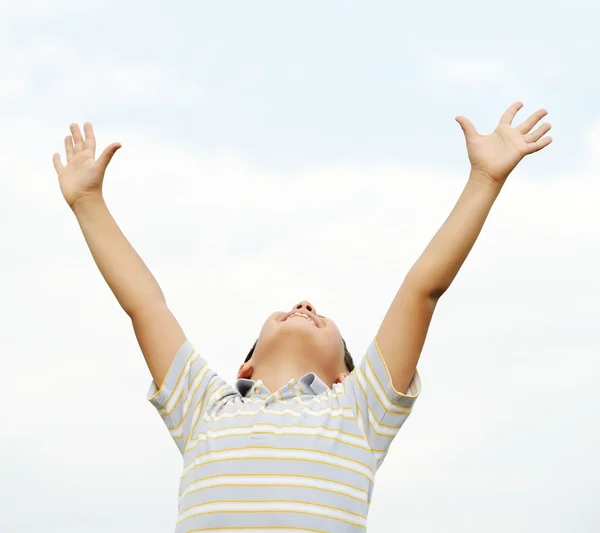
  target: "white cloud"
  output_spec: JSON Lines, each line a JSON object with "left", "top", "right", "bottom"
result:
{"left": 587, "top": 122, "right": 600, "bottom": 160}
{"left": 433, "top": 56, "right": 510, "bottom": 83}
{"left": 0, "top": 34, "right": 201, "bottom": 110}
{"left": 542, "top": 61, "right": 564, "bottom": 80}
{"left": 0, "top": 0, "right": 103, "bottom": 16}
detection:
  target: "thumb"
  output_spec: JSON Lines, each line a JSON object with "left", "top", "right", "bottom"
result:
{"left": 96, "top": 142, "right": 122, "bottom": 172}
{"left": 455, "top": 116, "right": 478, "bottom": 141}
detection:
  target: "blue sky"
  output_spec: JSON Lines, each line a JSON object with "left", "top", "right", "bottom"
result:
{"left": 1, "top": 1, "right": 599, "bottom": 532}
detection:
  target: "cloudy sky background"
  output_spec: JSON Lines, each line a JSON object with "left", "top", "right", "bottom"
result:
{"left": 1, "top": 1, "right": 599, "bottom": 531}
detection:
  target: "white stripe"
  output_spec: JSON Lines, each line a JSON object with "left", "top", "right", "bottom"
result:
{"left": 285, "top": 393, "right": 337, "bottom": 404}
{"left": 158, "top": 351, "right": 201, "bottom": 414}
{"left": 181, "top": 362, "right": 210, "bottom": 413}
{"left": 353, "top": 392, "right": 368, "bottom": 441}
{"left": 184, "top": 406, "right": 355, "bottom": 450}
{"left": 181, "top": 447, "right": 374, "bottom": 481}
{"left": 353, "top": 369, "right": 404, "bottom": 438}
{"left": 199, "top": 530, "right": 326, "bottom": 533}
{"left": 178, "top": 500, "right": 366, "bottom": 527}
{"left": 175, "top": 384, "right": 231, "bottom": 439}
{"left": 363, "top": 357, "right": 411, "bottom": 414}
{"left": 163, "top": 362, "right": 211, "bottom": 431}
{"left": 203, "top": 405, "right": 354, "bottom": 422}
{"left": 368, "top": 415, "right": 397, "bottom": 437}
{"left": 184, "top": 423, "right": 367, "bottom": 451}
{"left": 355, "top": 367, "right": 409, "bottom": 424}
{"left": 179, "top": 474, "right": 368, "bottom": 503}
{"left": 197, "top": 530, "right": 323, "bottom": 533}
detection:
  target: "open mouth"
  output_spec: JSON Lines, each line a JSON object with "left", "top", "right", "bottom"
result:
{"left": 282, "top": 312, "right": 319, "bottom": 327}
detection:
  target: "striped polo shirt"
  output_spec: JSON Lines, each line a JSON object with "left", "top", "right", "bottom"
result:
{"left": 148, "top": 338, "right": 421, "bottom": 532}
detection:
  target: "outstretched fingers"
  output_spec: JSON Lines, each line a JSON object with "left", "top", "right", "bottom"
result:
{"left": 518, "top": 108, "right": 548, "bottom": 134}
{"left": 526, "top": 134, "right": 553, "bottom": 154}
{"left": 70, "top": 123, "right": 85, "bottom": 152}
{"left": 525, "top": 122, "right": 552, "bottom": 143}
{"left": 525, "top": 121, "right": 552, "bottom": 154}
{"left": 52, "top": 153, "right": 64, "bottom": 174}
{"left": 64, "top": 135, "right": 74, "bottom": 163}
{"left": 500, "top": 101, "right": 524, "bottom": 126}
{"left": 83, "top": 122, "right": 96, "bottom": 155}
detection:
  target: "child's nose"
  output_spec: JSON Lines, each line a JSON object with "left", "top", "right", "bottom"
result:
{"left": 293, "top": 300, "right": 316, "bottom": 315}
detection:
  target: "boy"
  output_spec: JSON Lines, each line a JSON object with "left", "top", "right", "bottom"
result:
{"left": 53, "top": 102, "right": 551, "bottom": 532}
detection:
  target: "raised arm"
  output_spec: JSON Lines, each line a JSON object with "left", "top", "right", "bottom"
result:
{"left": 53, "top": 123, "right": 185, "bottom": 388}
{"left": 376, "top": 102, "right": 552, "bottom": 394}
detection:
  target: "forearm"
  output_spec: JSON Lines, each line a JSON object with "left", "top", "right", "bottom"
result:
{"left": 406, "top": 170, "right": 502, "bottom": 298}
{"left": 72, "top": 194, "right": 165, "bottom": 316}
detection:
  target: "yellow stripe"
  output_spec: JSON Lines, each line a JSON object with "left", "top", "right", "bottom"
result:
{"left": 181, "top": 472, "right": 368, "bottom": 498}
{"left": 200, "top": 381, "right": 228, "bottom": 414}
{"left": 182, "top": 445, "right": 374, "bottom": 474}
{"left": 359, "top": 365, "right": 408, "bottom": 432}
{"left": 193, "top": 423, "right": 366, "bottom": 444}
{"left": 200, "top": 404, "right": 355, "bottom": 422}
{"left": 178, "top": 500, "right": 366, "bottom": 528}
{"left": 184, "top": 380, "right": 228, "bottom": 447}
{"left": 353, "top": 366, "right": 405, "bottom": 440}
{"left": 163, "top": 362, "right": 210, "bottom": 428}
{"left": 365, "top": 352, "right": 413, "bottom": 415}
{"left": 181, "top": 479, "right": 369, "bottom": 505}
{"left": 360, "top": 356, "right": 412, "bottom": 417}
{"left": 160, "top": 386, "right": 184, "bottom": 420}
{"left": 183, "top": 406, "right": 357, "bottom": 452}
{"left": 372, "top": 336, "right": 420, "bottom": 403}
{"left": 183, "top": 455, "right": 372, "bottom": 484}
{"left": 352, "top": 366, "right": 374, "bottom": 440}
{"left": 180, "top": 499, "right": 367, "bottom": 519}
{"left": 187, "top": 528, "right": 328, "bottom": 533}
{"left": 182, "top": 422, "right": 370, "bottom": 458}
{"left": 360, "top": 357, "right": 412, "bottom": 436}
{"left": 179, "top": 508, "right": 363, "bottom": 529}
{"left": 348, "top": 364, "right": 370, "bottom": 447}
{"left": 149, "top": 345, "right": 196, "bottom": 405}
{"left": 187, "top": 526, "right": 330, "bottom": 533}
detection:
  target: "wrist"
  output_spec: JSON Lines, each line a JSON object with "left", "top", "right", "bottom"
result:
{"left": 71, "top": 191, "right": 106, "bottom": 216}
{"left": 468, "top": 168, "right": 504, "bottom": 195}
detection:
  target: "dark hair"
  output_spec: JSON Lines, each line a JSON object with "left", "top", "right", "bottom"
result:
{"left": 244, "top": 338, "right": 355, "bottom": 372}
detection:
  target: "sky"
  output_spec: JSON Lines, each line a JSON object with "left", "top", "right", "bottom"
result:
{"left": 1, "top": 0, "right": 599, "bottom": 531}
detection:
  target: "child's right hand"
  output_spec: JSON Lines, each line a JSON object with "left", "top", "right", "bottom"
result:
{"left": 53, "top": 122, "right": 121, "bottom": 210}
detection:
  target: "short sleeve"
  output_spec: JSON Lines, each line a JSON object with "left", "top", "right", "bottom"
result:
{"left": 147, "top": 340, "right": 232, "bottom": 453}
{"left": 343, "top": 337, "right": 422, "bottom": 468}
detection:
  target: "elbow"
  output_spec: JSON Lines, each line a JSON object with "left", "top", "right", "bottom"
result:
{"left": 125, "top": 295, "right": 168, "bottom": 320}
{"left": 427, "top": 286, "right": 447, "bottom": 301}
{"left": 403, "top": 275, "right": 447, "bottom": 302}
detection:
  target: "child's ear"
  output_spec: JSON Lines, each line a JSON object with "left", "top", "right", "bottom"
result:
{"left": 237, "top": 361, "right": 254, "bottom": 380}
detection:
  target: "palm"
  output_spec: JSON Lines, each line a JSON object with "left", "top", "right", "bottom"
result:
{"left": 53, "top": 123, "right": 121, "bottom": 208}
{"left": 57, "top": 149, "right": 98, "bottom": 204}
{"left": 456, "top": 102, "right": 552, "bottom": 184}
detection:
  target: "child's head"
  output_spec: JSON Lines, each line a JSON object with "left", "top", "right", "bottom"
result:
{"left": 238, "top": 300, "right": 354, "bottom": 390}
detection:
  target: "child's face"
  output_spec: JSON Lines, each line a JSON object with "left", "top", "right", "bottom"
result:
{"left": 246, "top": 301, "right": 348, "bottom": 384}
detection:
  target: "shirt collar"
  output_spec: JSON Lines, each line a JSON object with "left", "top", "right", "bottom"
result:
{"left": 235, "top": 372, "right": 330, "bottom": 399}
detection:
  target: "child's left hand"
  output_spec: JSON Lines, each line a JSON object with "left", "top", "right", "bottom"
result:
{"left": 456, "top": 102, "right": 552, "bottom": 186}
